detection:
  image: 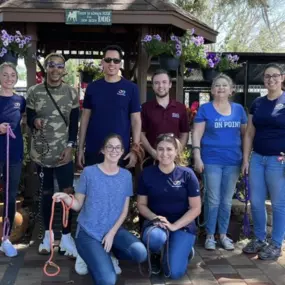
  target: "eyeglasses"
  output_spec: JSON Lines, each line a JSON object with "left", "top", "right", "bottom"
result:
{"left": 47, "top": 61, "right": 65, "bottom": 69}
{"left": 103, "top": 57, "right": 121, "bottom": 64}
{"left": 264, "top": 74, "right": 282, "bottom": 80}
{"left": 105, "top": 145, "right": 123, "bottom": 153}
{"left": 157, "top": 133, "right": 175, "bottom": 139}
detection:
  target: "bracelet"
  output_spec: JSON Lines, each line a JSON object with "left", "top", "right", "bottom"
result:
{"left": 192, "top": 146, "right": 201, "bottom": 151}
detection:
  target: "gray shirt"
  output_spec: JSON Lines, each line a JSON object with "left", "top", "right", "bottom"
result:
{"left": 75, "top": 164, "right": 133, "bottom": 241}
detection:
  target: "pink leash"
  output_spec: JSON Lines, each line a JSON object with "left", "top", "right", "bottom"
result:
{"left": 2, "top": 125, "right": 16, "bottom": 241}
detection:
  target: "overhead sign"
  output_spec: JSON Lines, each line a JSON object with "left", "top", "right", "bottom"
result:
{"left": 65, "top": 10, "right": 112, "bottom": 25}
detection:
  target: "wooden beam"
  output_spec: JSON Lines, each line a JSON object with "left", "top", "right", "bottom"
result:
{"left": 24, "top": 23, "right": 37, "bottom": 88}
{"left": 137, "top": 25, "right": 149, "bottom": 104}
{"left": 176, "top": 60, "right": 185, "bottom": 104}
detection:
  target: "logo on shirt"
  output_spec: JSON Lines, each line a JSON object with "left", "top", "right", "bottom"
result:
{"left": 167, "top": 178, "right": 182, "bottom": 188}
{"left": 14, "top": 102, "right": 21, "bottom": 109}
{"left": 117, "top": 89, "right": 126, "bottom": 96}
{"left": 172, "top": 113, "right": 180, "bottom": 119}
{"left": 274, "top": 103, "right": 285, "bottom": 111}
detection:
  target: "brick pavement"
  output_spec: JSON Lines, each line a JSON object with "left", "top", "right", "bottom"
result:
{"left": 0, "top": 240, "right": 284, "bottom": 285}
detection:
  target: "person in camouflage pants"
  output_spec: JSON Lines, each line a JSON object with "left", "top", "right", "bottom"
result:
{"left": 26, "top": 53, "right": 79, "bottom": 257}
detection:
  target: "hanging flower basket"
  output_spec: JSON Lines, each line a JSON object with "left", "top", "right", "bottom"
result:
{"left": 223, "top": 67, "right": 243, "bottom": 80}
{"left": 159, "top": 55, "right": 180, "bottom": 71}
{"left": 80, "top": 71, "right": 94, "bottom": 84}
{"left": 202, "top": 69, "right": 220, "bottom": 81}
{"left": 0, "top": 51, "right": 18, "bottom": 66}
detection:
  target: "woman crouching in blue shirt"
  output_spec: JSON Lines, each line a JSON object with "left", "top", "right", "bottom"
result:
{"left": 137, "top": 134, "right": 201, "bottom": 279}
{"left": 53, "top": 134, "right": 147, "bottom": 285}
{"left": 242, "top": 63, "right": 285, "bottom": 260}
{"left": 0, "top": 62, "right": 26, "bottom": 257}
{"left": 192, "top": 74, "right": 247, "bottom": 251}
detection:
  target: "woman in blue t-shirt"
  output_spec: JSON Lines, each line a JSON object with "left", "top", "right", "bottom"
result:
{"left": 0, "top": 62, "right": 25, "bottom": 258}
{"left": 192, "top": 74, "right": 247, "bottom": 251}
{"left": 137, "top": 134, "right": 201, "bottom": 279}
{"left": 242, "top": 63, "right": 285, "bottom": 260}
{"left": 53, "top": 134, "right": 147, "bottom": 285}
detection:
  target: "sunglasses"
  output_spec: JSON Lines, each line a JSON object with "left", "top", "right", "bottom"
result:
{"left": 103, "top": 57, "right": 121, "bottom": 64}
{"left": 47, "top": 61, "right": 65, "bottom": 69}
{"left": 157, "top": 133, "right": 175, "bottom": 139}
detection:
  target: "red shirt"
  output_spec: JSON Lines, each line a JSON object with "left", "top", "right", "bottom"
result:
{"left": 142, "top": 99, "right": 189, "bottom": 148}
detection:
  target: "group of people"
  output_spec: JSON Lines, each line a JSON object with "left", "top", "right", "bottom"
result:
{"left": 0, "top": 42, "right": 284, "bottom": 284}
{"left": 192, "top": 63, "right": 285, "bottom": 261}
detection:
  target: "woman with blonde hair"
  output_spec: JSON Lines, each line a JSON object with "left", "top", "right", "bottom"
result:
{"left": 137, "top": 133, "right": 201, "bottom": 279}
{"left": 192, "top": 74, "right": 247, "bottom": 250}
{"left": 0, "top": 62, "right": 25, "bottom": 257}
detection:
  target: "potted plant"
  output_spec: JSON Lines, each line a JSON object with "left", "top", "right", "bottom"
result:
{"left": 181, "top": 29, "right": 207, "bottom": 70}
{"left": 0, "top": 30, "right": 32, "bottom": 66}
{"left": 202, "top": 52, "right": 221, "bottom": 81}
{"left": 77, "top": 61, "right": 104, "bottom": 83}
{"left": 217, "top": 54, "right": 243, "bottom": 78}
{"left": 142, "top": 34, "right": 182, "bottom": 71}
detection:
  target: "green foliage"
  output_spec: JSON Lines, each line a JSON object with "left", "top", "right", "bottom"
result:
{"left": 217, "top": 54, "right": 243, "bottom": 72}
{"left": 77, "top": 60, "right": 104, "bottom": 80}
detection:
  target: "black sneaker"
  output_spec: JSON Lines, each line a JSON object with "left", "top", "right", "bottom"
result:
{"left": 258, "top": 242, "right": 282, "bottom": 260}
{"left": 150, "top": 254, "right": 161, "bottom": 275}
{"left": 242, "top": 239, "right": 267, "bottom": 254}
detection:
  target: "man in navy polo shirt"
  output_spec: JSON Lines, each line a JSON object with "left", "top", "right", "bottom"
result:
{"left": 77, "top": 45, "right": 141, "bottom": 168}
{"left": 141, "top": 69, "right": 189, "bottom": 165}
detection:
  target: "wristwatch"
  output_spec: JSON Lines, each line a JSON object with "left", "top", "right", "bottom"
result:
{"left": 67, "top": 141, "right": 76, "bottom": 148}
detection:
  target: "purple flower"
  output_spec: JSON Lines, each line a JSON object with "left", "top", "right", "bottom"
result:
{"left": 176, "top": 50, "right": 182, "bottom": 57}
{"left": 15, "top": 37, "right": 21, "bottom": 43}
{"left": 0, "top": 53, "right": 3, "bottom": 58}
{"left": 191, "top": 28, "right": 195, "bottom": 35}
{"left": 3, "top": 40, "right": 8, "bottom": 47}
{"left": 15, "top": 31, "right": 22, "bottom": 37}
{"left": 9, "top": 35, "right": 14, "bottom": 42}
{"left": 142, "top": 35, "right": 152, "bottom": 42}
{"left": 19, "top": 43, "right": 24, "bottom": 48}
{"left": 2, "top": 47, "right": 7, "bottom": 54}
{"left": 1, "top": 30, "right": 7, "bottom": 35}
{"left": 176, "top": 44, "right": 181, "bottom": 50}
{"left": 232, "top": 55, "right": 239, "bottom": 62}
{"left": 153, "top": 34, "right": 161, "bottom": 41}
{"left": 171, "top": 35, "right": 178, "bottom": 42}
{"left": 208, "top": 59, "right": 214, "bottom": 68}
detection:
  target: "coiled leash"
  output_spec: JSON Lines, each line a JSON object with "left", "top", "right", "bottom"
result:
{"left": 235, "top": 175, "right": 251, "bottom": 237}
{"left": 130, "top": 142, "right": 145, "bottom": 169}
{"left": 139, "top": 219, "right": 171, "bottom": 278}
{"left": 2, "top": 125, "right": 16, "bottom": 241}
{"left": 43, "top": 194, "right": 74, "bottom": 277}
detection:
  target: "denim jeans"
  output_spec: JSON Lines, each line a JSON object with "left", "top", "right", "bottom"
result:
{"left": 0, "top": 161, "right": 22, "bottom": 236}
{"left": 75, "top": 227, "right": 147, "bottom": 285}
{"left": 36, "top": 161, "right": 74, "bottom": 234}
{"left": 249, "top": 152, "right": 285, "bottom": 248}
{"left": 203, "top": 164, "right": 240, "bottom": 235}
{"left": 142, "top": 225, "right": 196, "bottom": 280}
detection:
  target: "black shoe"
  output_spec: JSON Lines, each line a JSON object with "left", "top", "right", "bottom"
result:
{"left": 150, "top": 254, "right": 161, "bottom": 275}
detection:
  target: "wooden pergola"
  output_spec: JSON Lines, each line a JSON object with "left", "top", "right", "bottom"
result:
{"left": 0, "top": 0, "right": 218, "bottom": 103}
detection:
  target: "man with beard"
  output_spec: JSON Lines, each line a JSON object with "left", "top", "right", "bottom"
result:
{"left": 26, "top": 53, "right": 79, "bottom": 258}
{"left": 141, "top": 69, "right": 189, "bottom": 166}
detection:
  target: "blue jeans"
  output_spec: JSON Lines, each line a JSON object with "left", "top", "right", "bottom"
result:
{"left": 75, "top": 227, "right": 147, "bottom": 285}
{"left": 0, "top": 161, "right": 22, "bottom": 236}
{"left": 142, "top": 225, "right": 196, "bottom": 280}
{"left": 204, "top": 164, "right": 240, "bottom": 235}
{"left": 249, "top": 152, "right": 285, "bottom": 248}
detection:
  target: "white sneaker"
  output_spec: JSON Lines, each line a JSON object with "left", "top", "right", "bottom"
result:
{"left": 220, "top": 236, "right": 234, "bottom": 250}
{"left": 111, "top": 254, "right": 122, "bottom": 275}
{"left": 205, "top": 236, "right": 216, "bottom": 250}
{"left": 75, "top": 254, "right": 88, "bottom": 275}
{"left": 1, "top": 239, "right": 17, "bottom": 257}
{"left": 59, "top": 233, "right": 78, "bottom": 258}
{"left": 38, "top": 230, "right": 54, "bottom": 255}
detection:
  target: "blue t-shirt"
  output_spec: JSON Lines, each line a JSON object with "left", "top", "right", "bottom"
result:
{"left": 83, "top": 78, "right": 141, "bottom": 155}
{"left": 0, "top": 94, "right": 26, "bottom": 163}
{"left": 76, "top": 164, "right": 133, "bottom": 241}
{"left": 250, "top": 93, "right": 285, "bottom": 156}
{"left": 138, "top": 165, "right": 200, "bottom": 234}
{"left": 194, "top": 102, "right": 247, "bottom": 166}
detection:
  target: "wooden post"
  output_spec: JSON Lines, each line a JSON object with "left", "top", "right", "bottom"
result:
{"left": 137, "top": 25, "right": 149, "bottom": 103}
{"left": 176, "top": 59, "right": 185, "bottom": 104}
{"left": 24, "top": 23, "right": 38, "bottom": 88}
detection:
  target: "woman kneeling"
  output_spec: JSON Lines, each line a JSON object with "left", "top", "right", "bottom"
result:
{"left": 53, "top": 134, "right": 147, "bottom": 285}
{"left": 137, "top": 134, "right": 201, "bottom": 279}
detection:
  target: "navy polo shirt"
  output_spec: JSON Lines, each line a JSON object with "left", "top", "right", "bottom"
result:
{"left": 83, "top": 78, "right": 141, "bottom": 155}
{"left": 141, "top": 99, "right": 189, "bottom": 148}
{"left": 251, "top": 92, "right": 285, "bottom": 156}
{"left": 138, "top": 165, "right": 200, "bottom": 234}
{"left": 0, "top": 94, "right": 26, "bottom": 163}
